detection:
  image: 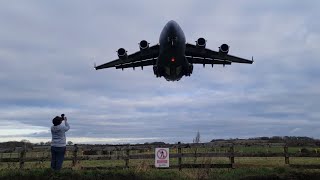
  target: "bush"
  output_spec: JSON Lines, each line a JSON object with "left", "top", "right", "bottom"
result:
{"left": 300, "top": 148, "right": 310, "bottom": 154}
{"left": 83, "top": 150, "right": 98, "bottom": 155}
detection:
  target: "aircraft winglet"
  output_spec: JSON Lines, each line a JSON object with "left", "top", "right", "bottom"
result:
{"left": 92, "top": 56, "right": 98, "bottom": 70}
{"left": 252, "top": 56, "right": 254, "bottom": 63}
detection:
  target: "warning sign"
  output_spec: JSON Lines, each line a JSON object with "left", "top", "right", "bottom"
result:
{"left": 155, "top": 148, "right": 169, "bottom": 168}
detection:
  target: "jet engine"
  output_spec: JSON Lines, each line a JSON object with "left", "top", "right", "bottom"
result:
{"left": 219, "top": 44, "right": 229, "bottom": 55}
{"left": 117, "top": 48, "right": 127, "bottom": 60}
{"left": 196, "top": 38, "right": 206, "bottom": 48}
{"left": 139, "top": 40, "right": 149, "bottom": 50}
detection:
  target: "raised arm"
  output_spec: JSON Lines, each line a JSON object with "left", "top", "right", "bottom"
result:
{"left": 64, "top": 117, "right": 70, "bottom": 132}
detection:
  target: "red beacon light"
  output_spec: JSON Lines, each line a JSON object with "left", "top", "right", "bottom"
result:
{"left": 171, "top": 57, "right": 175, "bottom": 62}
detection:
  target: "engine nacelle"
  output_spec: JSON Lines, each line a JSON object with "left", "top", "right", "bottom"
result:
{"left": 196, "top": 38, "right": 206, "bottom": 48}
{"left": 117, "top": 48, "right": 127, "bottom": 60}
{"left": 219, "top": 44, "right": 229, "bottom": 55}
{"left": 139, "top": 40, "right": 149, "bottom": 50}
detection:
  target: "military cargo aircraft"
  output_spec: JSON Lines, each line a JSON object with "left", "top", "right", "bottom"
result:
{"left": 95, "top": 20, "right": 254, "bottom": 81}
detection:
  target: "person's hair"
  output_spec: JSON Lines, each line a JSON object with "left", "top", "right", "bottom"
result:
{"left": 52, "top": 116, "right": 63, "bottom": 126}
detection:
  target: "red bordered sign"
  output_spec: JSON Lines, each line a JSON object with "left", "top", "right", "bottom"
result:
{"left": 155, "top": 148, "right": 169, "bottom": 167}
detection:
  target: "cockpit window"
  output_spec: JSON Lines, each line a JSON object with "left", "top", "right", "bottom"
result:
{"left": 168, "top": 37, "right": 178, "bottom": 42}
{"left": 168, "top": 37, "right": 178, "bottom": 46}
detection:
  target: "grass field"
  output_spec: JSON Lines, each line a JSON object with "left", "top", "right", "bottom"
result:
{"left": 1, "top": 156, "right": 320, "bottom": 171}
{"left": 0, "top": 145, "right": 316, "bottom": 158}
{"left": 1, "top": 145, "right": 320, "bottom": 170}
{"left": 1, "top": 145, "right": 320, "bottom": 179}
{"left": 1, "top": 167, "right": 320, "bottom": 180}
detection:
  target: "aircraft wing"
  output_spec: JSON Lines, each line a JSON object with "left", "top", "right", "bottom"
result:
{"left": 115, "top": 59, "right": 156, "bottom": 69}
{"left": 185, "top": 43, "right": 254, "bottom": 65}
{"left": 186, "top": 57, "right": 231, "bottom": 66}
{"left": 95, "top": 44, "right": 160, "bottom": 70}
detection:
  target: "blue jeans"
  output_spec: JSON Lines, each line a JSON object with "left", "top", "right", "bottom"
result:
{"left": 51, "top": 146, "right": 66, "bottom": 170}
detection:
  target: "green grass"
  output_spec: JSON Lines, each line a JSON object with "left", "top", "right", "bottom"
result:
{"left": 2, "top": 145, "right": 320, "bottom": 179}
{"left": 1, "top": 156, "right": 320, "bottom": 170}
{"left": 0, "top": 168, "right": 184, "bottom": 180}
{"left": 0, "top": 146, "right": 317, "bottom": 159}
{"left": 290, "top": 157, "right": 320, "bottom": 165}
{"left": 1, "top": 145, "right": 320, "bottom": 172}
{"left": 2, "top": 167, "right": 320, "bottom": 180}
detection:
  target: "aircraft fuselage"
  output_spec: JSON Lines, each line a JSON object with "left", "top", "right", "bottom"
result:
{"left": 156, "top": 20, "right": 189, "bottom": 81}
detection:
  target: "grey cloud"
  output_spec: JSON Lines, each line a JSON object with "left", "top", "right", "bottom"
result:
{"left": 0, "top": 1, "right": 320, "bottom": 143}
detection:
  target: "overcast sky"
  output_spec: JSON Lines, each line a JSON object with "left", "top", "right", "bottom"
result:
{"left": 0, "top": 0, "right": 319, "bottom": 144}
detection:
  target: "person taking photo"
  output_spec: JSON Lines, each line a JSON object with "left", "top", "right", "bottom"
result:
{"left": 50, "top": 114, "right": 70, "bottom": 170}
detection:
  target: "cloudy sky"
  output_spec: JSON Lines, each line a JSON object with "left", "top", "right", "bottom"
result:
{"left": 0, "top": 0, "right": 319, "bottom": 144}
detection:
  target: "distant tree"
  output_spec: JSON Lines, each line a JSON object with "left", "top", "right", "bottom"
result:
{"left": 193, "top": 130, "right": 200, "bottom": 143}
{"left": 40, "top": 142, "right": 44, "bottom": 146}
{"left": 193, "top": 131, "right": 201, "bottom": 163}
{"left": 67, "top": 141, "right": 73, "bottom": 146}
{"left": 44, "top": 141, "right": 51, "bottom": 145}
{"left": 260, "top": 137, "right": 270, "bottom": 140}
{"left": 210, "top": 139, "right": 224, "bottom": 142}
{"left": 17, "top": 139, "right": 34, "bottom": 149}
{"left": 20, "top": 139, "right": 30, "bottom": 143}
{"left": 144, "top": 142, "right": 166, "bottom": 145}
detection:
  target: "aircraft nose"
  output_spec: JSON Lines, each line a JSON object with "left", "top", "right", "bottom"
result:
{"left": 166, "top": 23, "right": 177, "bottom": 36}
{"left": 166, "top": 22, "right": 175, "bottom": 30}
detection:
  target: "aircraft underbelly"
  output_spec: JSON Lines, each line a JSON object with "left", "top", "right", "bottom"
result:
{"left": 164, "top": 65, "right": 182, "bottom": 76}
{"left": 157, "top": 51, "right": 186, "bottom": 81}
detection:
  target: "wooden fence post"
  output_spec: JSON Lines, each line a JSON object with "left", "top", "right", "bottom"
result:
{"left": 19, "top": 146, "right": 26, "bottom": 169}
{"left": 116, "top": 150, "right": 119, "bottom": 160}
{"left": 178, "top": 142, "right": 182, "bottom": 171}
{"left": 72, "top": 144, "right": 78, "bottom": 167}
{"left": 229, "top": 145, "right": 235, "bottom": 166}
{"left": 125, "top": 145, "right": 130, "bottom": 168}
{"left": 284, "top": 145, "right": 289, "bottom": 164}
